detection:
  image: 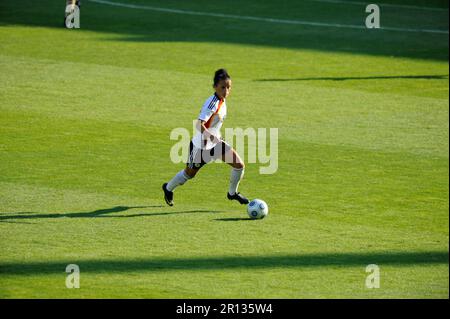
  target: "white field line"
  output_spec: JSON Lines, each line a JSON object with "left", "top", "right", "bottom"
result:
{"left": 310, "top": 0, "right": 449, "bottom": 12}
{"left": 88, "top": 0, "right": 449, "bottom": 34}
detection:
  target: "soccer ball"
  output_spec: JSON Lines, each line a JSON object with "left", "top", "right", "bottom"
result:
{"left": 247, "top": 199, "right": 269, "bottom": 219}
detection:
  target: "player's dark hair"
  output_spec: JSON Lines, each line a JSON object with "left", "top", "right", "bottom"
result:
{"left": 213, "top": 69, "right": 231, "bottom": 86}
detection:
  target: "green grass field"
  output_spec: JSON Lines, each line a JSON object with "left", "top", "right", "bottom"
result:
{"left": 0, "top": 0, "right": 448, "bottom": 298}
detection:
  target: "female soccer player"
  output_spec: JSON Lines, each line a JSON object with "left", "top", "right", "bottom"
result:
{"left": 162, "top": 69, "right": 249, "bottom": 206}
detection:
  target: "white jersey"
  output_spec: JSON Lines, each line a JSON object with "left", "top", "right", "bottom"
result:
{"left": 192, "top": 94, "right": 227, "bottom": 150}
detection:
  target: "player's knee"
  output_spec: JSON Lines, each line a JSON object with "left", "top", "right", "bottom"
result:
{"left": 235, "top": 162, "right": 245, "bottom": 170}
{"left": 184, "top": 167, "right": 198, "bottom": 178}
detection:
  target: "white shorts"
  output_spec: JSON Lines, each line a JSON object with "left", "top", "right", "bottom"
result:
{"left": 186, "top": 140, "right": 232, "bottom": 169}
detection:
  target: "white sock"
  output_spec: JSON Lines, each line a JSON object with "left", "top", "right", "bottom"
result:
{"left": 229, "top": 168, "right": 244, "bottom": 195}
{"left": 167, "top": 170, "right": 191, "bottom": 192}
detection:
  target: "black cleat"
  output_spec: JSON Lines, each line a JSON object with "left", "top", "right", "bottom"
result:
{"left": 162, "top": 183, "right": 174, "bottom": 206}
{"left": 227, "top": 192, "right": 249, "bottom": 205}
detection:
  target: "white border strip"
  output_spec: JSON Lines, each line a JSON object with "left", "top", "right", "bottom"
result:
{"left": 89, "top": 0, "right": 449, "bottom": 34}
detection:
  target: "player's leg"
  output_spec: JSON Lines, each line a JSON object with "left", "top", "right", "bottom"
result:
{"left": 220, "top": 143, "right": 249, "bottom": 204}
{"left": 162, "top": 142, "right": 203, "bottom": 206}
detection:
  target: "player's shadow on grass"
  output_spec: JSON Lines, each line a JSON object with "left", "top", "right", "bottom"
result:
{"left": 0, "top": 251, "right": 447, "bottom": 275}
{"left": 0, "top": 206, "right": 225, "bottom": 222}
{"left": 255, "top": 74, "right": 449, "bottom": 82}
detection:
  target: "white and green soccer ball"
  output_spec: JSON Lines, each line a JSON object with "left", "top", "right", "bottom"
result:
{"left": 247, "top": 199, "right": 269, "bottom": 219}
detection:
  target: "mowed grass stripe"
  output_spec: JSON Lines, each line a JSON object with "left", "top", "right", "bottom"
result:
{"left": 0, "top": 264, "right": 447, "bottom": 298}
{"left": 88, "top": 0, "right": 449, "bottom": 34}
{"left": 310, "top": 0, "right": 449, "bottom": 12}
{"left": 1, "top": 108, "right": 448, "bottom": 237}
{"left": 1, "top": 0, "right": 448, "bottom": 60}
{"left": 1, "top": 54, "right": 448, "bottom": 160}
